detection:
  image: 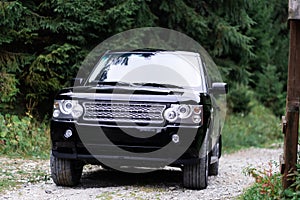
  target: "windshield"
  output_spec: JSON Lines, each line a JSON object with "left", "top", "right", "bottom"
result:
{"left": 87, "top": 51, "right": 203, "bottom": 88}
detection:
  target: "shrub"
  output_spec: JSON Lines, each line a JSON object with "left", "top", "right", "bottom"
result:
{"left": 241, "top": 162, "right": 282, "bottom": 200}
{"left": 0, "top": 113, "right": 50, "bottom": 159}
{"left": 241, "top": 161, "right": 300, "bottom": 199}
{"left": 0, "top": 72, "right": 19, "bottom": 112}
{"left": 222, "top": 100, "right": 282, "bottom": 153}
{"left": 282, "top": 162, "right": 300, "bottom": 198}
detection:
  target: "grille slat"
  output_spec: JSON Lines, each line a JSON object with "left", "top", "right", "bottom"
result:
{"left": 83, "top": 102, "right": 166, "bottom": 123}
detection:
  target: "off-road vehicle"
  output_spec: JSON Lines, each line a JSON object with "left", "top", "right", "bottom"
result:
{"left": 50, "top": 50, "right": 227, "bottom": 189}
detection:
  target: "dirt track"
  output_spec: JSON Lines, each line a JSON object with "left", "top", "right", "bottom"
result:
{"left": 1, "top": 147, "right": 282, "bottom": 200}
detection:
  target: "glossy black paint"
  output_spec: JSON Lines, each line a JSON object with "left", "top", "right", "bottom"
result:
{"left": 50, "top": 50, "right": 223, "bottom": 168}
{"left": 51, "top": 88, "right": 212, "bottom": 166}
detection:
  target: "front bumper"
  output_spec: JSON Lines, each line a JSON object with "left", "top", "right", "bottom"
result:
{"left": 51, "top": 119, "right": 206, "bottom": 166}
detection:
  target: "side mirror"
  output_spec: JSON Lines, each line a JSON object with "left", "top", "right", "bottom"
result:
{"left": 211, "top": 82, "right": 228, "bottom": 94}
{"left": 71, "top": 78, "right": 84, "bottom": 86}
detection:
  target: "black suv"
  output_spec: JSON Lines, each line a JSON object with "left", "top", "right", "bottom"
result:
{"left": 50, "top": 50, "right": 227, "bottom": 189}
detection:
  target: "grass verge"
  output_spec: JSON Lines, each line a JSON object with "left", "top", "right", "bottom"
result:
{"left": 0, "top": 113, "right": 51, "bottom": 192}
{"left": 0, "top": 113, "right": 50, "bottom": 159}
{"left": 222, "top": 100, "right": 282, "bottom": 153}
{"left": 0, "top": 157, "right": 50, "bottom": 193}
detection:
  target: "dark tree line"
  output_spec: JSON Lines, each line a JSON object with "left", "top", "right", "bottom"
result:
{"left": 0, "top": 0, "right": 288, "bottom": 118}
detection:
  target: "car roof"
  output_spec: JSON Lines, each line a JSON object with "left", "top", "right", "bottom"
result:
{"left": 107, "top": 49, "right": 200, "bottom": 57}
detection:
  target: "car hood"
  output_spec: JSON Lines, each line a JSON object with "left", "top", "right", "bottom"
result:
{"left": 55, "top": 85, "right": 203, "bottom": 104}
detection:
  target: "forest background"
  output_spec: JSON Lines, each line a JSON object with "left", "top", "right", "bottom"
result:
{"left": 0, "top": 0, "right": 288, "bottom": 156}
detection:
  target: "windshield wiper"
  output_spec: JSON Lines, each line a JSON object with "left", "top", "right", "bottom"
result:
{"left": 133, "top": 82, "right": 183, "bottom": 89}
{"left": 93, "top": 81, "right": 136, "bottom": 87}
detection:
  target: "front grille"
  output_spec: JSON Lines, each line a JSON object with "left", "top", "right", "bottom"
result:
{"left": 83, "top": 102, "right": 166, "bottom": 124}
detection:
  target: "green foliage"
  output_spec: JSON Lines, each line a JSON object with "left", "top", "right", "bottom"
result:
{"left": 282, "top": 161, "right": 300, "bottom": 199}
{"left": 255, "top": 65, "right": 285, "bottom": 116}
{"left": 0, "top": 0, "right": 289, "bottom": 164}
{"left": 0, "top": 72, "right": 18, "bottom": 104}
{"left": 0, "top": 114, "right": 50, "bottom": 159}
{"left": 227, "top": 84, "right": 252, "bottom": 115}
{"left": 222, "top": 100, "right": 282, "bottom": 153}
{"left": 241, "top": 156, "right": 300, "bottom": 200}
{"left": 220, "top": 0, "right": 288, "bottom": 112}
{"left": 25, "top": 43, "right": 81, "bottom": 104}
{"left": 246, "top": 0, "right": 288, "bottom": 89}
{"left": 0, "top": 0, "right": 288, "bottom": 119}
{"left": 241, "top": 162, "right": 282, "bottom": 200}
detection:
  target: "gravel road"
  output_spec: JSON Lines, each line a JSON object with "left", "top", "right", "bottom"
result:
{"left": 1, "top": 147, "right": 282, "bottom": 200}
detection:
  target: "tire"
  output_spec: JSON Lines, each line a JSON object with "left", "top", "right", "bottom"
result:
{"left": 183, "top": 155, "right": 209, "bottom": 190}
{"left": 50, "top": 153, "right": 83, "bottom": 186}
{"left": 183, "top": 137, "right": 209, "bottom": 190}
{"left": 209, "top": 137, "right": 221, "bottom": 176}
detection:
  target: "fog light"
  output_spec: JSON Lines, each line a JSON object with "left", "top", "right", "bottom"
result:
{"left": 53, "top": 110, "right": 60, "bottom": 118}
{"left": 172, "top": 134, "right": 180, "bottom": 143}
{"left": 64, "top": 129, "right": 73, "bottom": 138}
{"left": 192, "top": 115, "right": 201, "bottom": 123}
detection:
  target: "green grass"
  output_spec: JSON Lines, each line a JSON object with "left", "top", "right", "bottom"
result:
{"left": 0, "top": 180, "right": 17, "bottom": 193}
{"left": 222, "top": 100, "right": 282, "bottom": 153}
{"left": 227, "top": 101, "right": 300, "bottom": 200}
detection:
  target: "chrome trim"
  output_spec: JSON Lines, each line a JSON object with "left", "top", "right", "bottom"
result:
{"left": 82, "top": 102, "right": 166, "bottom": 124}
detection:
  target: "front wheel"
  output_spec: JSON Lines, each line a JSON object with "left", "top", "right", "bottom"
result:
{"left": 50, "top": 153, "right": 83, "bottom": 186}
{"left": 183, "top": 154, "right": 208, "bottom": 189}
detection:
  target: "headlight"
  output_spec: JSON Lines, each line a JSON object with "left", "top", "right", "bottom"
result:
{"left": 71, "top": 102, "right": 84, "bottom": 118}
{"left": 177, "top": 105, "right": 192, "bottom": 119}
{"left": 52, "top": 100, "right": 83, "bottom": 119}
{"left": 164, "top": 108, "right": 178, "bottom": 122}
{"left": 61, "top": 100, "right": 73, "bottom": 115}
{"left": 163, "top": 104, "right": 202, "bottom": 124}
